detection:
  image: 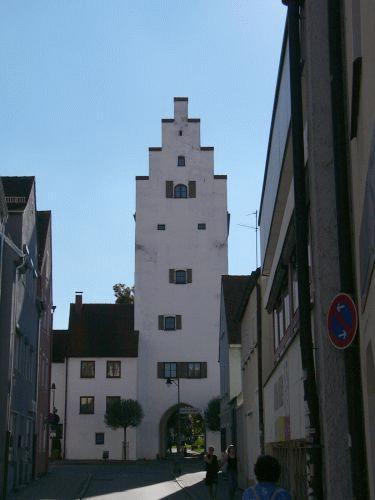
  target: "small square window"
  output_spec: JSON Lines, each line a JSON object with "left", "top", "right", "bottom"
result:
{"left": 107, "top": 361, "right": 121, "bottom": 378}
{"left": 164, "top": 316, "right": 176, "bottom": 330}
{"left": 81, "top": 361, "right": 95, "bottom": 378}
{"left": 157, "top": 224, "right": 166, "bottom": 230}
{"left": 80, "top": 396, "right": 94, "bottom": 414}
{"left": 95, "top": 433, "right": 105, "bottom": 445}
{"left": 177, "top": 156, "right": 185, "bottom": 166}
{"left": 106, "top": 396, "right": 120, "bottom": 413}
{"left": 197, "top": 223, "right": 206, "bottom": 230}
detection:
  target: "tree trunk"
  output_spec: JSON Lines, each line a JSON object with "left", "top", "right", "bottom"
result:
{"left": 123, "top": 427, "right": 127, "bottom": 460}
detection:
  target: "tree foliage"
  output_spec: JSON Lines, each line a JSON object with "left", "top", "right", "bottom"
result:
{"left": 104, "top": 399, "right": 144, "bottom": 460}
{"left": 104, "top": 398, "right": 143, "bottom": 430}
{"left": 204, "top": 397, "right": 221, "bottom": 431}
{"left": 113, "top": 283, "right": 134, "bottom": 304}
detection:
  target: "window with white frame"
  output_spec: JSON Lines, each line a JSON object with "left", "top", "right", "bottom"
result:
{"left": 81, "top": 360, "right": 95, "bottom": 378}
{"left": 80, "top": 396, "right": 94, "bottom": 414}
{"left": 107, "top": 361, "right": 121, "bottom": 378}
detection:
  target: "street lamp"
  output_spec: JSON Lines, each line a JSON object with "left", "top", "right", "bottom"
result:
{"left": 51, "top": 383, "right": 56, "bottom": 411}
{"left": 166, "top": 373, "right": 181, "bottom": 455}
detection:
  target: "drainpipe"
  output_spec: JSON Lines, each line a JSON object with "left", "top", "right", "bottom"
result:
{"left": 282, "top": 1, "right": 323, "bottom": 498}
{"left": 327, "top": 0, "right": 369, "bottom": 497}
{"left": 256, "top": 279, "right": 264, "bottom": 455}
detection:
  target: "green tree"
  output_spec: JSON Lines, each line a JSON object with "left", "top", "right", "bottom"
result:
{"left": 204, "top": 397, "right": 221, "bottom": 431}
{"left": 113, "top": 283, "right": 134, "bottom": 304}
{"left": 104, "top": 399, "right": 144, "bottom": 460}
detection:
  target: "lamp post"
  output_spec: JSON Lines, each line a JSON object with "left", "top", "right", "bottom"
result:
{"left": 166, "top": 372, "right": 181, "bottom": 455}
{"left": 51, "top": 383, "right": 56, "bottom": 411}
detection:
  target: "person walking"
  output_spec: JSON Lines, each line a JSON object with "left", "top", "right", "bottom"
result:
{"left": 204, "top": 446, "right": 220, "bottom": 499}
{"left": 222, "top": 444, "right": 239, "bottom": 499}
{"left": 242, "top": 455, "right": 291, "bottom": 500}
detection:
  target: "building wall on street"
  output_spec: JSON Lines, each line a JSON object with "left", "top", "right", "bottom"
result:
{"left": 346, "top": 0, "right": 375, "bottom": 496}
{"left": 2, "top": 179, "right": 41, "bottom": 494}
{"left": 240, "top": 279, "right": 260, "bottom": 486}
{"left": 64, "top": 358, "right": 138, "bottom": 460}
{"left": 50, "top": 361, "right": 66, "bottom": 456}
{"left": 263, "top": 337, "right": 304, "bottom": 445}
{"left": 35, "top": 212, "right": 53, "bottom": 477}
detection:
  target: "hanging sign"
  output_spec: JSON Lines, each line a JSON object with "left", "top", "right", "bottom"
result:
{"left": 327, "top": 293, "right": 358, "bottom": 349}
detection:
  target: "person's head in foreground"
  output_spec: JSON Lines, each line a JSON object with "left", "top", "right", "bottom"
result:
{"left": 254, "top": 455, "right": 281, "bottom": 484}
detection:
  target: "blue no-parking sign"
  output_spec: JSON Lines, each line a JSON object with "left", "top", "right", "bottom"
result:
{"left": 327, "top": 293, "right": 358, "bottom": 349}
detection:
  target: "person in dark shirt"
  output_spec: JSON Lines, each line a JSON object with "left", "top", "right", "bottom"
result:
{"left": 204, "top": 446, "right": 219, "bottom": 499}
{"left": 221, "top": 444, "right": 239, "bottom": 499}
{"left": 242, "top": 455, "right": 291, "bottom": 500}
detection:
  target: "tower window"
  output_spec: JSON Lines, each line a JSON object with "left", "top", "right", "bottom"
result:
{"left": 158, "top": 314, "right": 182, "bottom": 330}
{"left": 174, "top": 184, "right": 187, "bottom": 198}
{"left": 175, "top": 270, "right": 187, "bottom": 284}
{"left": 164, "top": 316, "right": 176, "bottom": 330}
{"left": 157, "top": 224, "right": 166, "bottom": 230}
{"left": 169, "top": 268, "right": 192, "bottom": 284}
{"left": 177, "top": 156, "right": 185, "bottom": 166}
{"left": 179, "top": 130, "right": 183, "bottom": 136}
{"left": 198, "top": 223, "right": 206, "bottom": 230}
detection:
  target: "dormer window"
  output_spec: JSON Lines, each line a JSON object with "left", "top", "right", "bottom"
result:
{"left": 177, "top": 156, "right": 185, "bottom": 167}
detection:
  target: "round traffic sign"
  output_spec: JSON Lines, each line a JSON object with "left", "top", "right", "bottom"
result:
{"left": 327, "top": 293, "right": 358, "bottom": 349}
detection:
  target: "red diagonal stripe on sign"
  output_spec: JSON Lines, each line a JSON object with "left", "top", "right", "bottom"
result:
{"left": 333, "top": 310, "right": 351, "bottom": 335}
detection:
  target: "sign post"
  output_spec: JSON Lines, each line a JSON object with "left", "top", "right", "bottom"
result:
{"left": 327, "top": 293, "right": 358, "bottom": 349}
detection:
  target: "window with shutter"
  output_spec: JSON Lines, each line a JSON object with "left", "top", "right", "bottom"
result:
{"left": 175, "top": 270, "right": 186, "bottom": 284}
{"left": 174, "top": 184, "right": 187, "bottom": 198}
{"left": 164, "top": 316, "right": 176, "bottom": 330}
{"left": 188, "top": 180, "right": 196, "bottom": 198}
{"left": 166, "top": 181, "right": 174, "bottom": 198}
{"left": 175, "top": 315, "right": 182, "bottom": 330}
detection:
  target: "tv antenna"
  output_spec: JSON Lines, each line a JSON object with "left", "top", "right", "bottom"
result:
{"left": 237, "top": 210, "right": 259, "bottom": 268}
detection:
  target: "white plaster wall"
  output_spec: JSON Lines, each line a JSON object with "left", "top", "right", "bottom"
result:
{"left": 135, "top": 99, "right": 228, "bottom": 458}
{"left": 229, "top": 346, "right": 242, "bottom": 400}
{"left": 50, "top": 362, "right": 66, "bottom": 420}
{"left": 263, "top": 336, "right": 305, "bottom": 444}
{"left": 65, "top": 358, "right": 138, "bottom": 460}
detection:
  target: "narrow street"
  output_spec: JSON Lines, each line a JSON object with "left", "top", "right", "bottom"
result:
{"left": 6, "top": 455, "right": 240, "bottom": 500}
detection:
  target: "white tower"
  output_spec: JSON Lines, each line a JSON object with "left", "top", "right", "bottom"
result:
{"left": 135, "top": 97, "right": 228, "bottom": 459}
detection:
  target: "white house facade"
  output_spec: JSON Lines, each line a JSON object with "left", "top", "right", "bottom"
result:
{"left": 63, "top": 357, "right": 137, "bottom": 461}
{"left": 135, "top": 97, "right": 228, "bottom": 459}
{"left": 51, "top": 295, "right": 139, "bottom": 461}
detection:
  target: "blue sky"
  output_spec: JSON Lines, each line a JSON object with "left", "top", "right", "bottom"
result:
{"left": 1, "top": 0, "right": 286, "bottom": 329}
